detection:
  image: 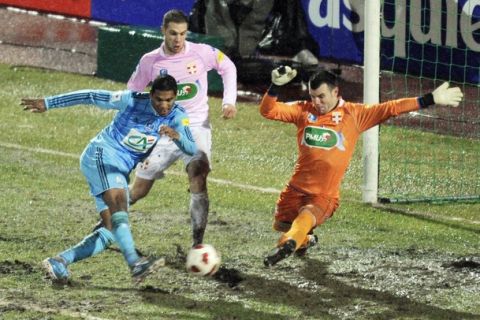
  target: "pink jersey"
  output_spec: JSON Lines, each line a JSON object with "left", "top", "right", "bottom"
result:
{"left": 127, "top": 41, "right": 237, "bottom": 127}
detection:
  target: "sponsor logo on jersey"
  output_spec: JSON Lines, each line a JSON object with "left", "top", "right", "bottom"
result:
{"left": 303, "top": 126, "right": 345, "bottom": 150}
{"left": 159, "top": 69, "right": 168, "bottom": 77}
{"left": 176, "top": 83, "right": 198, "bottom": 101}
{"left": 122, "top": 128, "right": 157, "bottom": 153}
{"left": 307, "top": 113, "right": 317, "bottom": 123}
{"left": 332, "top": 111, "right": 343, "bottom": 124}
{"left": 186, "top": 61, "right": 197, "bottom": 74}
{"left": 217, "top": 51, "right": 225, "bottom": 63}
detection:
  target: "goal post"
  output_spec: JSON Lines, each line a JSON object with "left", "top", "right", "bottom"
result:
{"left": 362, "top": 0, "right": 381, "bottom": 204}
{"left": 362, "top": 0, "right": 480, "bottom": 204}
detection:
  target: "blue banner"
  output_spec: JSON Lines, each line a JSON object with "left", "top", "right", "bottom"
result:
{"left": 91, "top": 0, "right": 195, "bottom": 28}
{"left": 301, "top": 0, "right": 479, "bottom": 84}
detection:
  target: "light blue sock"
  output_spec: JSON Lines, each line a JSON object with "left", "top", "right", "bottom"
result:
{"left": 111, "top": 211, "right": 139, "bottom": 267}
{"left": 59, "top": 227, "right": 115, "bottom": 265}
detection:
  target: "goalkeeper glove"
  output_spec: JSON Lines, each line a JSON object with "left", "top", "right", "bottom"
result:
{"left": 420, "top": 82, "right": 463, "bottom": 108}
{"left": 432, "top": 82, "right": 463, "bottom": 107}
{"left": 271, "top": 66, "right": 297, "bottom": 86}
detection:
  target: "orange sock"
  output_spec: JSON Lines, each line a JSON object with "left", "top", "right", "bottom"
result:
{"left": 282, "top": 210, "right": 316, "bottom": 250}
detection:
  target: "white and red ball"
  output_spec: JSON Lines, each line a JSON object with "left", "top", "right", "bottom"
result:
{"left": 186, "top": 244, "right": 221, "bottom": 276}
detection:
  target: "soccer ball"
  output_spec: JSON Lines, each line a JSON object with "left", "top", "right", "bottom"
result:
{"left": 186, "top": 244, "right": 221, "bottom": 276}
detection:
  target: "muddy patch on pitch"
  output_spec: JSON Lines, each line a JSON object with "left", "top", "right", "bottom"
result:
{"left": 213, "top": 266, "right": 244, "bottom": 288}
{"left": 442, "top": 257, "right": 480, "bottom": 270}
{"left": 0, "top": 260, "right": 35, "bottom": 275}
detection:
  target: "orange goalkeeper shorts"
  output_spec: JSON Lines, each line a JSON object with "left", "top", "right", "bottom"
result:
{"left": 274, "top": 184, "right": 339, "bottom": 228}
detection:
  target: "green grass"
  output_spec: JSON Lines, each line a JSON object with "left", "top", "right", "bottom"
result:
{"left": 378, "top": 125, "right": 480, "bottom": 200}
{"left": 0, "top": 64, "right": 479, "bottom": 319}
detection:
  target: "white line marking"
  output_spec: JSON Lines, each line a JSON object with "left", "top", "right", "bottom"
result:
{"left": 3, "top": 141, "right": 479, "bottom": 226}
{"left": 0, "top": 142, "right": 281, "bottom": 194}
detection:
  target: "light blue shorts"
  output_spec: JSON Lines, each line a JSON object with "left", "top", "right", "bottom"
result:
{"left": 80, "top": 142, "right": 133, "bottom": 213}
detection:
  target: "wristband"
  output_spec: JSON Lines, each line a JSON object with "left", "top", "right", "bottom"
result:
{"left": 268, "top": 84, "right": 280, "bottom": 96}
{"left": 418, "top": 92, "right": 434, "bottom": 108}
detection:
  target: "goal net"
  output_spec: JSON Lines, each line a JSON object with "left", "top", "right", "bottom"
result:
{"left": 377, "top": 0, "right": 480, "bottom": 203}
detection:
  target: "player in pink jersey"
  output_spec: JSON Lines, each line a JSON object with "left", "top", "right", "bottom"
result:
{"left": 127, "top": 10, "right": 237, "bottom": 246}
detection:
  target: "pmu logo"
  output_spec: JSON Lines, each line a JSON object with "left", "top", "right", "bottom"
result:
{"left": 176, "top": 83, "right": 198, "bottom": 101}
{"left": 303, "top": 126, "right": 345, "bottom": 150}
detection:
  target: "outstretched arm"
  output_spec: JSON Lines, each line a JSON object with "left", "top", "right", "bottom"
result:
{"left": 355, "top": 82, "right": 464, "bottom": 131}
{"left": 22, "top": 90, "right": 131, "bottom": 113}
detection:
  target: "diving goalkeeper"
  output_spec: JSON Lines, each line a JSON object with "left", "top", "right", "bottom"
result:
{"left": 261, "top": 66, "right": 463, "bottom": 266}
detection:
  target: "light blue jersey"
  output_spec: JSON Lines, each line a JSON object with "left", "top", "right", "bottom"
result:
{"left": 45, "top": 89, "right": 197, "bottom": 211}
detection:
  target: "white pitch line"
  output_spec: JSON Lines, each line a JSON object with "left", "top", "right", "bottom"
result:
{"left": 3, "top": 141, "right": 479, "bottom": 225}
{"left": 2, "top": 141, "right": 479, "bottom": 226}
{"left": 0, "top": 141, "right": 281, "bottom": 194}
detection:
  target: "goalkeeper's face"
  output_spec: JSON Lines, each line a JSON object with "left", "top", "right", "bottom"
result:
{"left": 309, "top": 83, "right": 339, "bottom": 115}
{"left": 162, "top": 22, "right": 188, "bottom": 55}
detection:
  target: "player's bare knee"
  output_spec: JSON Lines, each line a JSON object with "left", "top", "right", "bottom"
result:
{"left": 187, "top": 159, "right": 209, "bottom": 177}
{"left": 103, "top": 189, "right": 128, "bottom": 212}
{"left": 187, "top": 160, "right": 209, "bottom": 192}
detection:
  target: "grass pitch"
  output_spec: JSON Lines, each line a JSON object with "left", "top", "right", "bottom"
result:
{"left": 0, "top": 64, "right": 479, "bottom": 319}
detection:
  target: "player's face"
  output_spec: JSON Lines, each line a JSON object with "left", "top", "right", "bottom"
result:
{"left": 309, "top": 83, "right": 339, "bottom": 115}
{"left": 150, "top": 89, "right": 176, "bottom": 116}
{"left": 162, "top": 22, "right": 188, "bottom": 55}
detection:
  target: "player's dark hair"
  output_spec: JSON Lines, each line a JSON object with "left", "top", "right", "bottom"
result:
{"left": 162, "top": 9, "right": 189, "bottom": 28}
{"left": 309, "top": 70, "right": 339, "bottom": 90}
{"left": 150, "top": 75, "right": 177, "bottom": 95}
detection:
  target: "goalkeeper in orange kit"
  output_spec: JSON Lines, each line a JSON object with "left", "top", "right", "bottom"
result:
{"left": 261, "top": 66, "right": 463, "bottom": 267}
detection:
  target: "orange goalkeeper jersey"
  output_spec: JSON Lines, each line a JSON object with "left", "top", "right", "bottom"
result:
{"left": 260, "top": 94, "right": 420, "bottom": 200}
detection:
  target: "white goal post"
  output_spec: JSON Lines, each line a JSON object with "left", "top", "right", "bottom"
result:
{"left": 362, "top": 0, "right": 381, "bottom": 203}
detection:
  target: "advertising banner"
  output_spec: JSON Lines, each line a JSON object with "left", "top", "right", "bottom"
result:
{"left": 0, "top": 0, "right": 91, "bottom": 17}
{"left": 301, "top": 0, "right": 479, "bottom": 84}
{"left": 91, "top": 0, "right": 194, "bottom": 28}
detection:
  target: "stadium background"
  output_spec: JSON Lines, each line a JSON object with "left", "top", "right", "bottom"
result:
{"left": 1, "top": 0, "right": 478, "bottom": 202}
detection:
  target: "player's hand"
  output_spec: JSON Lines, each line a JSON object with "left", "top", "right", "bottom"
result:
{"left": 222, "top": 104, "right": 237, "bottom": 119}
{"left": 432, "top": 82, "right": 463, "bottom": 107}
{"left": 159, "top": 125, "right": 180, "bottom": 140}
{"left": 20, "top": 98, "right": 47, "bottom": 113}
{"left": 271, "top": 65, "right": 297, "bottom": 86}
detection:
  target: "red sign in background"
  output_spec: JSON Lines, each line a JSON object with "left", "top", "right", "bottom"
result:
{"left": 0, "top": 0, "right": 91, "bottom": 18}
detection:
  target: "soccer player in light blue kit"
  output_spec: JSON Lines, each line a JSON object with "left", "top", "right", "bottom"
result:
{"left": 21, "top": 75, "right": 197, "bottom": 283}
